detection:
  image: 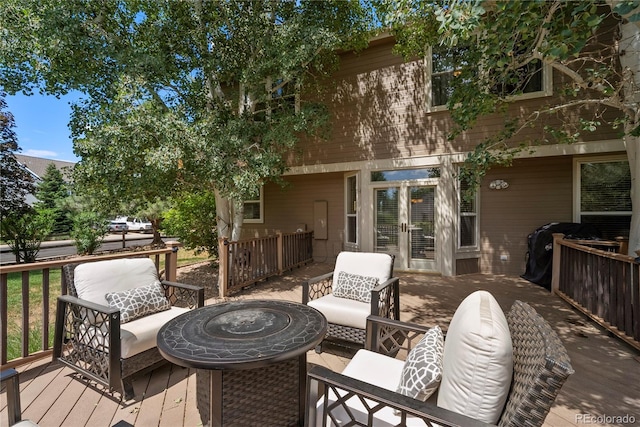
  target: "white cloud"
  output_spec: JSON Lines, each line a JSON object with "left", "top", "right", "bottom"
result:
{"left": 24, "top": 149, "right": 59, "bottom": 158}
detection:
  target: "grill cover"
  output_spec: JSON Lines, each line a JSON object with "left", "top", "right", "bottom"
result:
{"left": 521, "top": 222, "right": 601, "bottom": 290}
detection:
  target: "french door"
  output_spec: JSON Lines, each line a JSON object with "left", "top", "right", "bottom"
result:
{"left": 374, "top": 185, "right": 436, "bottom": 271}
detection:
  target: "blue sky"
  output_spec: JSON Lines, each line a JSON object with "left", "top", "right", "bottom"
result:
{"left": 6, "top": 92, "right": 80, "bottom": 162}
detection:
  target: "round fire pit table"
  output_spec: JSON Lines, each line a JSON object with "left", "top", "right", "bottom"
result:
{"left": 157, "top": 299, "right": 327, "bottom": 427}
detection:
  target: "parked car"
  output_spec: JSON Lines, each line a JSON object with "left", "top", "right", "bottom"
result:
{"left": 108, "top": 220, "right": 128, "bottom": 233}
{"left": 116, "top": 216, "right": 153, "bottom": 233}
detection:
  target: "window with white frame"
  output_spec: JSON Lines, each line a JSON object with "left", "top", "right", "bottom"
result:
{"left": 243, "top": 187, "right": 263, "bottom": 223}
{"left": 575, "top": 157, "right": 631, "bottom": 240}
{"left": 346, "top": 174, "right": 358, "bottom": 245}
{"left": 427, "top": 45, "right": 550, "bottom": 111}
{"left": 459, "top": 176, "right": 478, "bottom": 249}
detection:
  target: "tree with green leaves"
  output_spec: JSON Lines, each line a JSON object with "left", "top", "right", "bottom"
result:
{"left": 376, "top": 0, "right": 640, "bottom": 254}
{"left": 61, "top": 193, "right": 110, "bottom": 253}
{"left": 0, "top": 93, "right": 35, "bottom": 221}
{"left": 136, "top": 198, "right": 172, "bottom": 246}
{"left": 0, "top": 1, "right": 374, "bottom": 257}
{"left": 163, "top": 190, "right": 218, "bottom": 258}
{"left": 70, "top": 211, "right": 108, "bottom": 255}
{"left": 1, "top": 208, "right": 54, "bottom": 263}
{"left": 34, "top": 163, "right": 72, "bottom": 234}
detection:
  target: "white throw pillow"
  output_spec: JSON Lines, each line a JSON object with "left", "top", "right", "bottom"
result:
{"left": 437, "top": 290, "right": 513, "bottom": 424}
{"left": 396, "top": 326, "right": 443, "bottom": 401}
{"left": 333, "top": 271, "right": 379, "bottom": 303}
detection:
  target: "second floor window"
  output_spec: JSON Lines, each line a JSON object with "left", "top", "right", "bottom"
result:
{"left": 428, "top": 45, "right": 549, "bottom": 110}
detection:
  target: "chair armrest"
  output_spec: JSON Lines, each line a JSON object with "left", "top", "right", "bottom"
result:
{"left": 370, "top": 277, "right": 400, "bottom": 321}
{"left": 161, "top": 280, "right": 205, "bottom": 308}
{"left": 365, "top": 315, "right": 433, "bottom": 358}
{"left": 306, "top": 364, "right": 493, "bottom": 427}
{"left": 56, "top": 294, "right": 119, "bottom": 316}
{"left": 302, "top": 272, "right": 334, "bottom": 304}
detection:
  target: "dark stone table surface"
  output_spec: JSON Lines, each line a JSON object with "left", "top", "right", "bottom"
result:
{"left": 157, "top": 299, "right": 327, "bottom": 370}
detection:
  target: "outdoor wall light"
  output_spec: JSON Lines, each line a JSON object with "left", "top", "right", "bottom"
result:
{"left": 489, "top": 179, "right": 509, "bottom": 190}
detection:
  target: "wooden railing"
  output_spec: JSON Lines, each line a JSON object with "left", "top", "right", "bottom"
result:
{"left": 551, "top": 234, "right": 640, "bottom": 351}
{"left": 0, "top": 242, "right": 181, "bottom": 369}
{"left": 218, "top": 231, "right": 314, "bottom": 297}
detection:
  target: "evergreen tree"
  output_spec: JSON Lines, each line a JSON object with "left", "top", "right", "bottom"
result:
{"left": 34, "top": 163, "right": 72, "bottom": 234}
{"left": 0, "top": 92, "right": 35, "bottom": 221}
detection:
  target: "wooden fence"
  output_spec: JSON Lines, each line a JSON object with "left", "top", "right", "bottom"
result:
{"left": 0, "top": 243, "right": 181, "bottom": 368}
{"left": 551, "top": 234, "right": 640, "bottom": 351}
{"left": 218, "top": 231, "right": 314, "bottom": 297}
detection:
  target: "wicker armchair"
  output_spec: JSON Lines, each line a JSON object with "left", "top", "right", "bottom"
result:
{"left": 53, "top": 258, "right": 204, "bottom": 400}
{"left": 302, "top": 252, "right": 400, "bottom": 351}
{"left": 306, "top": 299, "right": 574, "bottom": 427}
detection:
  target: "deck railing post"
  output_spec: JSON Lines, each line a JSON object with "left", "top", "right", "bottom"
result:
{"left": 277, "top": 232, "right": 284, "bottom": 274}
{"left": 219, "top": 238, "right": 230, "bottom": 298}
{"left": 164, "top": 241, "right": 182, "bottom": 282}
{"left": 551, "top": 233, "right": 564, "bottom": 294}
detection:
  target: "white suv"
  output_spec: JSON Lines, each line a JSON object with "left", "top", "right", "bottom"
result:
{"left": 116, "top": 216, "right": 152, "bottom": 233}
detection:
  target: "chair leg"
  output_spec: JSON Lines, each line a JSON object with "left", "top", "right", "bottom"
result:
{"left": 315, "top": 343, "right": 323, "bottom": 354}
{"left": 1, "top": 369, "right": 22, "bottom": 426}
{"left": 122, "top": 378, "right": 135, "bottom": 401}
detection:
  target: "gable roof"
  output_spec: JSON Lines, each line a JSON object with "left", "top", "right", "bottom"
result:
{"left": 14, "top": 154, "right": 76, "bottom": 182}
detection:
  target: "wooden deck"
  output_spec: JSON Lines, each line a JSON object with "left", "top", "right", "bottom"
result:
{"left": 2, "top": 262, "right": 639, "bottom": 427}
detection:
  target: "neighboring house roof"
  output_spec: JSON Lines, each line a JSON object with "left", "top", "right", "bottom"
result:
{"left": 14, "top": 154, "right": 75, "bottom": 182}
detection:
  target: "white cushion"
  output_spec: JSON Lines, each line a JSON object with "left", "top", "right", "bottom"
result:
{"left": 332, "top": 271, "right": 379, "bottom": 303}
{"left": 307, "top": 294, "right": 371, "bottom": 329}
{"left": 396, "top": 326, "right": 443, "bottom": 401}
{"left": 105, "top": 280, "right": 171, "bottom": 323}
{"left": 331, "top": 252, "right": 393, "bottom": 290}
{"left": 120, "top": 307, "right": 189, "bottom": 358}
{"left": 316, "top": 349, "right": 429, "bottom": 427}
{"left": 80, "top": 307, "right": 189, "bottom": 359}
{"left": 437, "top": 290, "right": 513, "bottom": 424}
{"left": 74, "top": 258, "right": 159, "bottom": 307}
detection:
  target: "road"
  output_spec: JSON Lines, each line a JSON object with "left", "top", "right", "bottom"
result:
{"left": 0, "top": 233, "right": 174, "bottom": 265}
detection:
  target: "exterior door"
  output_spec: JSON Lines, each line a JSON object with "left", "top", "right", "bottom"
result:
{"left": 374, "top": 185, "right": 437, "bottom": 271}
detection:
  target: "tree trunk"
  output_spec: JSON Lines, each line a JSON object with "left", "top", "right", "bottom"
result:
{"left": 214, "top": 190, "right": 246, "bottom": 288}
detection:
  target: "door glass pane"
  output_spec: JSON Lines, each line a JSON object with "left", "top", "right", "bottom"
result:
{"left": 346, "top": 176, "right": 357, "bottom": 244}
{"left": 410, "top": 187, "right": 435, "bottom": 260}
{"left": 460, "top": 216, "right": 476, "bottom": 246}
{"left": 375, "top": 188, "right": 399, "bottom": 254}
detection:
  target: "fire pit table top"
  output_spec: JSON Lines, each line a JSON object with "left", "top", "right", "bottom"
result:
{"left": 157, "top": 299, "right": 327, "bottom": 370}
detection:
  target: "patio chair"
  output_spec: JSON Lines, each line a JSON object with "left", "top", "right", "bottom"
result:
{"left": 1, "top": 368, "right": 39, "bottom": 427}
{"left": 53, "top": 258, "right": 205, "bottom": 400}
{"left": 302, "top": 251, "right": 400, "bottom": 351}
{"left": 306, "top": 291, "right": 574, "bottom": 427}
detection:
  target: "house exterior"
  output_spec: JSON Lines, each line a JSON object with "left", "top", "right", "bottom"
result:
{"left": 14, "top": 154, "right": 75, "bottom": 205}
{"left": 242, "top": 31, "right": 631, "bottom": 278}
